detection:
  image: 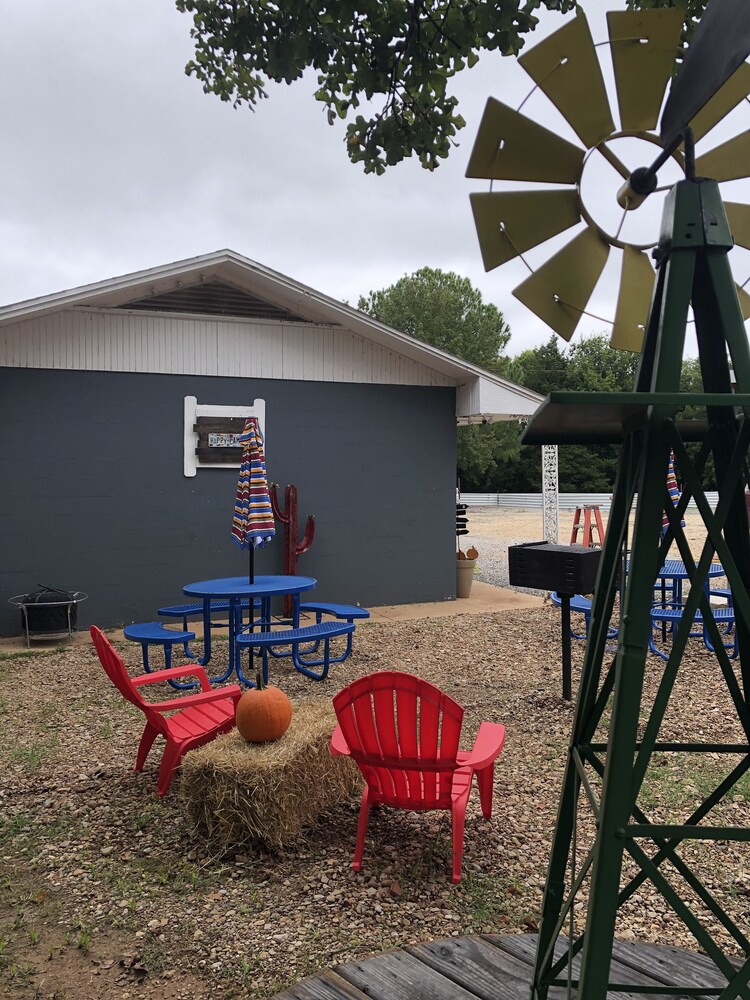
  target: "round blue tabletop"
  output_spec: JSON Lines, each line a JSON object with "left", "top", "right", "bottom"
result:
{"left": 184, "top": 575, "right": 316, "bottom": 598}
{"left": 659, "top": 560, "right": 724, "bottom": 579}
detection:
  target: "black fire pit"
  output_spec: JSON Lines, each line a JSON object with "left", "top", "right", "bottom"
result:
{"left": 509, "top": 542, "right": 602, "bottom": 700}
{"left": 9, "top": 587, "right": 88, "bottom": 647}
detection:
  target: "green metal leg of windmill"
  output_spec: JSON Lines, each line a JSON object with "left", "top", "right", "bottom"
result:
{"left": 530, "top": 178, "right": 750, "bottom": 1000}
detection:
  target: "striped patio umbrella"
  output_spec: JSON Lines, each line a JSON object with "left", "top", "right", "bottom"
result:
{"left": 232, "top": 417, "right": 275, "bottom": 578}
{"left": 662, "top": 450, "right": 685, "bottom": 534}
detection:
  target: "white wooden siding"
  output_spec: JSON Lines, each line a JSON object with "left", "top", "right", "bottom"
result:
{"left": 0, "top": 307, "right": 454, "bottom": 387}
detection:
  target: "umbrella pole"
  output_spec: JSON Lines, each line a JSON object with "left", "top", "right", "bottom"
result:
{"left": 248, "top": 545, "right": 256, "bottom": 682}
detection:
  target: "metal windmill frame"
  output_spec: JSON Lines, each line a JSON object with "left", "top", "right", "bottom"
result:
{"left": 524, "top": 156, "right": 750, "bottom": 998}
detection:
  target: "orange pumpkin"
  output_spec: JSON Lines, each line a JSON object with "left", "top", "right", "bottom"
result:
{"left": 236, "top": 674, "right": 292, "bottom": 743}
{"left": 466, "top": 546, "right": 479, "bottom": 560}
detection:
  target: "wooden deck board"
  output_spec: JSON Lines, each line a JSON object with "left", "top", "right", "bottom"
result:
{"left": 272, "top": 933, "right": 743, "bottom": 999}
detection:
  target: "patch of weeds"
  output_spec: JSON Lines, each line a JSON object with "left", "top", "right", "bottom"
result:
{"left": 140, "top": 936, "right": 169, "bottom": 975}
{"left": 237, "top": 885, "right": 264, "bottom": 913}
{"left": 99, "top": 721, "right": 113, "bottom": 739}
{"left": 457, "top": 871, "right": 513, "bottom": 927}
{"left": 0, "top": 650, "right": 39, "bottom": 663}
{"left": 638, "top": 755, "right": 750, "bottom": 815}
{"left": 397, "top": 833, "right": 452, "bottom": 888}
{"left": 27, "top": 927, "right": 41, "bottom": 946}
{"left": 7, "top": 960, "right": 36, "bottom": 985}
{"left": 7, "top": 733, "right": 58, "bottom": 771}
{"left": 637, "top": 753, "right": 688, "bottom": 811}
{"left": 0, "top": 936, "right": 9, "bottom": 968}
{"left": 71, "top": 917, "right": 92, "bottom": 956}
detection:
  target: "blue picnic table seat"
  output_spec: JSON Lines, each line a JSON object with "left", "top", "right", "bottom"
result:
{"left": 123, "top": 622, "right": 198, "bottom": 690}
{"left": 236, "top": 620, "right": 355, "bottom": 682}
{"left": 274, "top": 601, "right": 370, "bottom": 666}
{"left": 550, "top": 593, "right": 619, "bottom": 644}
{"left": 649, "top": 603, "right": 736, "bottom": 661}
{"left": 158, "top": 598, "right": 263, "bottom": 633}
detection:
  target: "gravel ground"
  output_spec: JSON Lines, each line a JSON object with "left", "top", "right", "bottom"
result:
{"left": 1, "top": 508, "right": 747, "bottom": 999}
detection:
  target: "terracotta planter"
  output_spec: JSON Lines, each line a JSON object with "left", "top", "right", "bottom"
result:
{"left": 456, "top": 558, "right": 477, "bottom": 599}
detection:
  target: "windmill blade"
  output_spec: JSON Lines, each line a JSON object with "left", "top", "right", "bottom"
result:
{"left": 690, "top": 62, "right": 750, "bottom": 142}
{"left": 611, "top": 247, "right": 655, "bottom": 352}
{"left": 661, "top": 0, "right": 750, "bottom": 149}
{"left": 695, "top": 131, "right": 750, "bottom": 182}
{"left": 735, "top": 282, "right": 750, "bottom": 321}
{"left": 465, "top": 98, "right": 585, "bottom": 182}
{"left": 469, "top": 190, "right": 581, "bottom": 271}
{"left": 725, "top": 202, "right": 750, "bottom": 249}
{"left": 607, "top": 9, "right": 683, "bottom": 131}
{"left": 512, "top": 228, "right": 610, "bottom": 342}
{"left": 518, "top": 12, "right": 615, "bottom": 149}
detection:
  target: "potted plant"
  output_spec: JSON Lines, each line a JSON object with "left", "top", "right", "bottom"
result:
{"left": 456, "top": 501, "right": 478, "bottom": 598}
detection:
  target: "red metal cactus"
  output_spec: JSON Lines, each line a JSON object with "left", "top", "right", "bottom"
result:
{"left": 270, "top": 483, "right": 315, "bottom": 618}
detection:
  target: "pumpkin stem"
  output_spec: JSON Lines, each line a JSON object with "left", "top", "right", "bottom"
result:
{"left": 255, "top": 668, "right": 265, "bottom": 691}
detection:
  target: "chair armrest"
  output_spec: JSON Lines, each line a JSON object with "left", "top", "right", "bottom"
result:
{"left": 459, "top": 722, "right": 506, "bottom": 770}
{"left": 329, "top": 723, "right": 351, "bottom": 757}
{"left": 132, "top": 665, "right": 212, "bottom": 691}
{"left": 148, "top": 684, "right": 242, "bottom": 713}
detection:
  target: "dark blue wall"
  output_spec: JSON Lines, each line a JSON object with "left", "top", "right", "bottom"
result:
{"left": 0, "top": 368, "right": 457, "bottom": 635}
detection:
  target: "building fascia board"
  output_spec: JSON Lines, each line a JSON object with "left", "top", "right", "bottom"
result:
{"left": 0, "top": 249, "right": 543, "bottom": 415}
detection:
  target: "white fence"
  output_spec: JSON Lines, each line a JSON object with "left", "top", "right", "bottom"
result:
{"left": 459, "top": 492, "right": 719, "bottom": 511}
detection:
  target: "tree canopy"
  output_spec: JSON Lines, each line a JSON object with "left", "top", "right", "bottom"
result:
{"left": 359, "top": 267, "right": 511, "bottom": 483}
{"left": 176, "top": 0, "right": 708, "bottom": 174}
{"left": 358, "top": 266, "right": 510, "bottom": 372}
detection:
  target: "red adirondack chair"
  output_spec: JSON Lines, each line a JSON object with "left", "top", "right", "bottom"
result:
{"left": 330, "top": 670, "right": 506, "bottom": 883}
{"left": 90, "top": 626, "right": 242, "bottom": 796}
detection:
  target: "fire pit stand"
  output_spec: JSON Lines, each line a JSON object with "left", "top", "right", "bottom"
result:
{"left": 508, "top": 542, "right": 601, "bottom": 700}
{"left": 9, "top": 590, "right": 88, "bottom": 648}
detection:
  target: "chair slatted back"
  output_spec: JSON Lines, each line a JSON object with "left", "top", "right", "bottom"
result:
{"left": 333, "top": 671, "right": 464, "bottom": 809}
{"left": 90, "top": 626, "right": 168, "bottom": 736}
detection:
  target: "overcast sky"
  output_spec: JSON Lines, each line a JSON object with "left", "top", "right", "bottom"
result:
{"left": 1, "top": 2, "right": 748, "bottom": 355}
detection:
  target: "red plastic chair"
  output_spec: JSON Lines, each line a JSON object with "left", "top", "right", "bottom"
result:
{"left": 330, "top": 670, "right": 506, "bottom": 883}
{"left": 90, "top": 625, "right": 242, "bottom": 796}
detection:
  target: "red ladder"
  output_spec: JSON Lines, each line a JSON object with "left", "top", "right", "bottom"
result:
{"left": 570, "top": 505, "right": 605, "bottom": 547}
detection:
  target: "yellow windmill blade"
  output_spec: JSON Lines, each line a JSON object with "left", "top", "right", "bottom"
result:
{"left": 465, "top": 98, "right": 584, "bottom": 182}
{"left": 690, "top": 63, "right": 750, "bottom": 142}
{"left": 512, "top": 229, "right": 610, "bottom": 343}
{"left": 518, "top": 11, "right": 614, "bottom": 148}
{"left": 695, "top": 131, "right": 750, "bottom": 182}
{"left": 607, "top": 8, "right": 684, "bottom": 131}
{"left": 735, "top": 283, "right": 750, "bottom": 321}
{"left": 469, "top": 190, "right": 581, "bottom": 271}
{"left": 725, "top": 202, "right": 750, "bottom": 249}
{"left": 467, "top": 4, "right": 750, "bottom": 352}
{"left": 611, "top": 247, "right": 656, "bottom": 352}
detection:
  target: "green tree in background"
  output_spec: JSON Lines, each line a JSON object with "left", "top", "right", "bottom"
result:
{"left": 175, "top": 0, "right": 705, "bottom": 174}
{"left": 502, "top": 334, "right": 641, "bottom": 493}
{"left": 358, "top": 267, "right": 510, "bottom": 371}
{"left": 358, "top": 267, "right": 511, "bottom": 484}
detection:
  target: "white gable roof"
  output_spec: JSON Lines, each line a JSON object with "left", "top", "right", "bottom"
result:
{"left": 0, "top": 250, "right": 542, "bottom": 421}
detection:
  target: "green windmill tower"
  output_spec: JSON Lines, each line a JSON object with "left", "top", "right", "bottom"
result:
{"left": 468, "top": 1, "right": 750, "bottom": 996}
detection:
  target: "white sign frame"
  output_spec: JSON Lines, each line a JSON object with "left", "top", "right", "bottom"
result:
{"left": 184, "top": 396, "right": 266, "bottom": 477}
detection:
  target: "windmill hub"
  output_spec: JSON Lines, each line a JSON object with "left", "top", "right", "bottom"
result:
{"left": 579, "top": 131, "right": 679, "bottom": 251}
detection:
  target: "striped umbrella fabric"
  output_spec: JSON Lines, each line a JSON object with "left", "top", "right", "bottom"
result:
{"left": 662, "top": 450, "right": 685, "bottom": 533}
{"left": 231, "top": 417, "right": 275, "bottom": 549}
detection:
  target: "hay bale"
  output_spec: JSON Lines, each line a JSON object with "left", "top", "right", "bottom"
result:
{"left": 180, "top": 700, "right": 359, "bottom": 851}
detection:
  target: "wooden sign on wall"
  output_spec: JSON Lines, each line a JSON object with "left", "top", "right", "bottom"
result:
{"left": 194, "top": 416, "right": 247, "bottom": 464}
{"left": 183, "top": 397, "right": 266, "bottom": 477}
